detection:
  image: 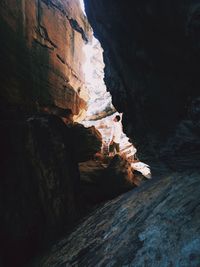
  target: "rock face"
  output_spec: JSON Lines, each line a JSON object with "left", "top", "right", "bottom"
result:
{"left": 0, "top": 2, "right": 101, "bottom": 266}
{"left": 82, "top": 37, "right": 115, "bottom": 121}
{"left": 84, "top": 0, "right": 200, "bottom": 166}
{"left": 0, "top": 115, "right": 79, "bottom": 267}
{"left": 104, "top": 155, "right": 138, "bottom": 194}
{"left": 68, "top": 123, "right": 102, "bottom": 162}
{"left": 35, "top": 172, "right": 200, "bottom": 267}
{"left": 0, "top": 0, "right": 91, "bottom": 116}
{"left": 79, "top": 155, "right": 141, "bottom": 205}
{"left": 0, "top": 115, "right": 101, "bottom": 267}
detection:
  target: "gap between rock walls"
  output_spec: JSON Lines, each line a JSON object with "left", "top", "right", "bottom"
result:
{"left": 78, "top": 0, "right": 151, "bottom": 182}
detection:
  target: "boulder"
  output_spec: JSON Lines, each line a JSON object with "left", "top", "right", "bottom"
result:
{"left": 79, "top": 155, "right": 138, "bottom": 205}
{"left": 68, "top": 123, "right": 102, "bottom": 162}
{"left": 101, "top": 155, "right": 137, "bottom": 198}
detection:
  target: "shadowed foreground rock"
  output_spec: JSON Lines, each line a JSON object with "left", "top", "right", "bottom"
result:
{"left": 0, "top": 115, "right": 79, "bottom": 267}
{"left": 85, "top": 0, "right": 200, "bottom": 165}
{"left": 0, "top": 115, "right": 102, "bottom": 267}
{"left": 68, "top": 123, "right": 102, "bottom": 162}
{"left": 79, "top": 155, "right": 140, "bottom": 205}
{"left": 36, "top": 172, "right": 200, "bottom": 267}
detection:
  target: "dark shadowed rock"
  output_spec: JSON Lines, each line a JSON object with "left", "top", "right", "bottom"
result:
{"left": 0, "top": 115, "right": 81, "bottom": 267}
{"left": 34, "top": 172, "right": 200, "bottom": 267}
{"left": 102, "top": 155, "right": 138, "bottom": 195}
{"left": 68, "top": 123, "right": 102, "bottom": 162}
{"left": 84, "top": 0, "right": 200, "bottom": 167}
{"left": 0, "top": 114, "right": 102, "bottom": 267}
{"left": 79, "top": 156, "right": 142, "bottom": 205}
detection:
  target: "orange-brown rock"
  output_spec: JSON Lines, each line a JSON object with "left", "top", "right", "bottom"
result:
{"left": 0, "top": 0, "right": 92, "bottom": 116}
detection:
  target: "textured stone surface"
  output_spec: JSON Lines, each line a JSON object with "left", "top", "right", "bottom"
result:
{"left": 104, "top": 155, "right": 138, "bottom": 191}
{"left": 0, "top": 0, "right": 91, "bottom": 115}
{"left": 84, "top": 0, "right": 200, "bottom": 165}
{"left": 35, "top": 171, "right": 200, "bottom": 267}
{"left": 68, "top": 123, "right": 102, "bottom": 162}
{"left": 0, "top": 115, "right": 81, "bottom": 267}
{"left": 0, "top": 114, "right": 103, "bottom": 267}
{"left": 82, "top": 37, "right": 115, "bottom": 121}
{"left": 79, "top": 155, "right": 145, "bottom": 205}
{"left": 1, "top": 1, "right": 200, "bottom": 267}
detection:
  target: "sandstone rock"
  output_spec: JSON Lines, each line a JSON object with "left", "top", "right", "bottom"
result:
{"left": 0, "top": 0, "right": 91, "bottom": 116}
{"left": 82, "top": 38, "right": 115, "bottom": 122}
{"left": 79, "top": 155, "right": 139, "bottom": 205}
{"left": 79, "top": 160, "right": 106, "bottom": 205}
{"left": 33, "top": 172, "right": 200, "bottom": 267}
{"left": 68, "top": 123, "right": 102, "bottom": 162}
{"left": 0, "top": 115, "right": 80, "bottom": 267}
{"left": 102, "top": 155, "right": 138, "bottom": 195}
{"left": 85, "top": 0, "right": 200, "bottom": 167}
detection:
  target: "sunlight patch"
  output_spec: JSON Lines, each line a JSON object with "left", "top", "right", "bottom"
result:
{"left": 79, "top": 0, "right": 151, "bottom": 179}
{"left": 79, "top": 0, "right": 86, "bottom": 15}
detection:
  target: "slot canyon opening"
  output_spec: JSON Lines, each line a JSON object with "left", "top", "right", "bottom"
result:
{"left": 78, "top": 0, "right": 151, "bottom": 179}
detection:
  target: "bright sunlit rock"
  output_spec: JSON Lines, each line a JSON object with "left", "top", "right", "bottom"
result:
{"left": 79, "top": 0, "right": 86, "bottom": 15}
{"left": 82, "top": 37, "right": 114, "bottom": 120}
{"left": 79, "top": 0, "right": 151, "bottom": 178}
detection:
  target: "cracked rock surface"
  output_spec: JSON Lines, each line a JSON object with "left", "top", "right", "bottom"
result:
{"left": 0, "top": 0, "right": 91, "bottom": 116}
{"left": 36, "top": 171, "right": 200, "bottom": 267}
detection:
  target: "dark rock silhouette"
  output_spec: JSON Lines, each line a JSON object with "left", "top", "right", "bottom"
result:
{"left": 84, "top": 0, "right": 200, "bottom": 166}
{"left": 0, "top": 115, "right": 101, "bottom": 267}
{"left": 79, "top": 155, "right": 143, "bottom": 205}
{"left": 68, "top": 123, "right": 102, "bottom": 162}
{"left": 102, "top": 155, "right": 138, "bottom": 195}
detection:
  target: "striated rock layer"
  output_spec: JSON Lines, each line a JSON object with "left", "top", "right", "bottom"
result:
{"left": 84, "top": 0, "right": 200, "bottom": 166}
{"left": 0, "top": 0, "right": 92, "bottom": 116}
{"left": 35, "top": 172, "right": 200, "bottom": 267}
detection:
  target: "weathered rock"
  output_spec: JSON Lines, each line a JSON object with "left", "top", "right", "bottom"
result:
{"left": 84, "top": 0, "right": 200, "bottom": 167}
{"left": 0, "top": 0, "right": 91, "bottom": 116}
{"left": 79, "top": 156, "right": 140, "bottom": 205}
{"left": 0, "top": 115, "right": 81, "bottom": 267}
{"left": 103, "top": 155, "right": 138, "bottom": 195}
{"left": 33, "top": 172, "right": 200, "bottom": 267}
{"left": 68, "top": 123, "right": 102, "bottom": 162}
{"left": 82, "top": 38, "right": 115, "bottom": 122}
{"left": 79, "top": 160, "right": 107, "bottom": 204}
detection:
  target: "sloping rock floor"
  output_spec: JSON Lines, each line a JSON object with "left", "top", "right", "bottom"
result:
{"left": 33, "top": 171, "right": 200, "bottom": 267}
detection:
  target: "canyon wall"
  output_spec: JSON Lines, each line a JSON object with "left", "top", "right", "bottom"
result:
{"left": 0, "top": 1, "right": 100, "bottom": 266}
{"left": 1, "top": 115, "right": 80, "bottom": 267}
{"left": 0, "top": 114, "right": 102, "bottom": 267}
{"left": 0, "top": 0, "right": 91, "bottom": 116}
{"left": 84, "top": 0, "right": 200, "bottom": 166}
{"left": 32, "top": 3, "right": 200, "bottom": 266}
